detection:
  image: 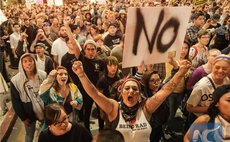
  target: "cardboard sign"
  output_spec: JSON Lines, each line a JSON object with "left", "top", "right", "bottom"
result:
{"left": 193, "top": 0, "right": 208, "bottom": 6}
{"left": 122, "top": 7, "right": 192, "bottom": 68}
{"left": 0, "top": 10, "right": 7, "bottom": 25}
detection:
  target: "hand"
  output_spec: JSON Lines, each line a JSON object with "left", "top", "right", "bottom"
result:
{"left": 70, "top": 100, "right": 78, "bottom": 107}
{"left": 202, "top": 19, "right": 211, "bottom": 30}
{"left": 21, "top": 32, "right": 28, "bottom": 40}
{"left": 72, "top": 61, "right": 84, "bottom": 77}
{"left": 23, "top": 119, "right": 31, "bottom": 127}
{"left": 1, "top": 35, "right": 8, "bottom": 39}
{"left": 177, "top": 60, "right": 191, "bottom": 76}
{"left": 168, "top": 57, "right": 178, "bottom": 68}
{"left": 64, "top": 17, "right": 71, "bottom": 27}
{"left": 36, "top": 33, "right": 42, "bottom": 39}
{"left": 146, "top": 64, "right": 153, "bottom": 71}
{"left": 137, "top": 61, "right": 145, "bottom": 74}
{"left": 49, "top": 69, "right": 57, "bottom": 77}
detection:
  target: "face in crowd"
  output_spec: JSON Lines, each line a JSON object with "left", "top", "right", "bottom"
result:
{"left": 107, "top": 63, "right": 118, "bottom": 77}
{"left": 59, "top": 26, "right": 67, "bottom": 38}
{"left": 121, "top": 80, "right": 140, "bottom": 107}
{"left": 198, "top": 33, "right": 210, "bottom": 46}
{"left": 108, "top": 25, "right": 117, "bottom": 36}
{"left": 148, "top": 73, "right": 161, "bottom": 93}
{"left": 207, "top": 49, "right": 221, "bottom": 65}
{"left": 193, "top": 15, "right": 205, "bottom": 28}
{"left": 56, "top": 67, "right": 69, "bottom": 86}
{"left": 22, "top": 55, "right": 36, "bottom": 74}
{"left": 180, "top": 42, "right": 189, "bottom": 59}
{"left": 211, "top": 56, "right": 230, "bottom": 81}
{"left": 45, "top": 104, "right": 70, "bottom": 136}
{"left": 35, "top": 45, "right": 45, "bottom": 57}
{"left": 84, "top": 44, "right": 97, "bottom": 59}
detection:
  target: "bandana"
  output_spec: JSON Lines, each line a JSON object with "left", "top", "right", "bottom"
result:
{"left": 120, "top": 101, "right": 139, "bottom": 122}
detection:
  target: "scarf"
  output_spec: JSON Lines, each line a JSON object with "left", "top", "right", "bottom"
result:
{"left": 121, "top": 101, "right": 139, "bottom": 122}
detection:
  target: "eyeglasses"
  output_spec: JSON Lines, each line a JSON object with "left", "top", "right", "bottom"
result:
{"left": 57, "top": 72, "right": 68, "bottom": 76}
{"left": 149, "top": 79, "right": 161, "bottom": 85}
{"left": 54, "top": 115, "right": 68, "bottom": 127}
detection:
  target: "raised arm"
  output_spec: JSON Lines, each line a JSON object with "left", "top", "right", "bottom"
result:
{"left": 72, "top": 61, "right": 118, "bottom": 120}
{"left": 64, "top": 17, "right": 81, "bottom": 58}
{"left": 144, "top": 60, "right": 191, "bottom": 116}
{"left": 39, "top": 69, "right": 56, "bottom": 95}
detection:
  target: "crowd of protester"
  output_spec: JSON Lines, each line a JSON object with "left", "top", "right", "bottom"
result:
{"left": 0, "top": 0, "right": 229, "bottom": 141}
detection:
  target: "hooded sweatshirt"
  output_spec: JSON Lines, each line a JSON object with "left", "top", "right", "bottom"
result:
{"left": 11, "top": 53, "right": 47, "bottom": 122}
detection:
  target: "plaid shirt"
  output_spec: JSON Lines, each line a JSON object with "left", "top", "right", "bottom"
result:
{"left": 186, "top": 25, "right": 200, "bottom": 46}
{"left": 153, "top": 63, "right": 166, "bottom": 80}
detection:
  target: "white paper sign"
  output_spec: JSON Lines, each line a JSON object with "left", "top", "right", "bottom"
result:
{"left": 90, "top": 0, "right": 96, "bottom": 3}
{"left": 36, "top": 0, "right": 43, "bottom": 4}
{"left": 26, "top": 0, "right": 35, "bottom": 9}
{"left": 97, "top": 0, "right": 106, "bottom": 4}
{"left": 54, "top": 0, "right": 63, "bottom": 6}
{"left": 122, "top": 7, "right": 192, "bottom": 68}
{"left": 0, "top": 10, "right": 7, "bottom": 25}
{"left": 47, "top": 0, "right": 54, "bottom": 6}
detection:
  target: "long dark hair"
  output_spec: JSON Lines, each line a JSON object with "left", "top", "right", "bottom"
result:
{"left": 141, "top": 70, "right": 160, "bottom": 98}
{"left": 183, "top": 39, "right": 191, "bottom": 61}
{"left": 208, "top": 85, "right": 230, "bottom": 120}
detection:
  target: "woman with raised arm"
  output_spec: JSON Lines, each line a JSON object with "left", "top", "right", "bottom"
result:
{"left": 72, "top": 60, "right": 191, "bottom": 142}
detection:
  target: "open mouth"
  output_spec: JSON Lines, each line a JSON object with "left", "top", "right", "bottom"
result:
{"left": 61, "top": 79, "right": 66, "bottom": 82}
{"left": 128, "top": 95, "right": 133, "bottom": 101}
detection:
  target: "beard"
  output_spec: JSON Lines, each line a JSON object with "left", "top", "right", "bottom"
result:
{"left": 59, "top": 33, "right": 68, "bottom": 38}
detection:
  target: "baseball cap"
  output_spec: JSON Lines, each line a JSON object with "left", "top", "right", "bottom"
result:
{"left": 34, "top": 42, "right": 47, "bottom": 49}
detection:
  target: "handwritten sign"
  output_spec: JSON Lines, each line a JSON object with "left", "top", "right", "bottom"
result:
{"left": 122, "top": 7, "right": 192, "bottom": 68}
{"left": 0, "top": 10, "right": 7, "bottom": 25}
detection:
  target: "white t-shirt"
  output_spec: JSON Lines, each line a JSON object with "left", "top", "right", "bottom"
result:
{"left": 36, "top": 55, "right": 45, "bottom": 71}
{"left": 116, "top": 106, "right": 152, "bottom": 142}
{"left": 187, "top": 74, "right": 230, "bottom": 116}
{"left": 51, "top": 38, "right": 68, "bottom": 65}
{"left": 10, "top": 32, "right": 20, "bottom": 49}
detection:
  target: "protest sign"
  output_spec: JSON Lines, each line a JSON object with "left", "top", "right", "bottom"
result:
{"left": 26, "top": 0, "right": 35, "bottom": 9}
{"left": 54, "top": 0, "right": 63, "bottom": 6}
{"left": 193, "top": 0, "right": 208, "bottom": 6}
{"left": 122, "top": 7, "right": 191, "bottom": 68}
{"left": 0, "top": 10, "right": 7, "bottom": 25}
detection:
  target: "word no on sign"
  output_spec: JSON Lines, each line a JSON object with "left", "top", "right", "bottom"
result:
{"left": 122, "top": 7, "right": 192, "bottom": 68}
